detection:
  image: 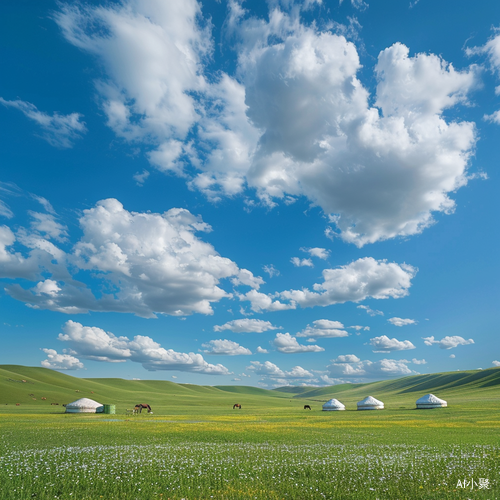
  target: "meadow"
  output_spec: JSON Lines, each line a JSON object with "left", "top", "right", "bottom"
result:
{"left": 1, "top": 365, "right": 499, "bottom": 499}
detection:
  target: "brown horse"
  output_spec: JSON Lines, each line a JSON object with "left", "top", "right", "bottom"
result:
{"left": 304, "top": 405, "right": 311, "bottom": 410}
{"left": 233, "top": 403, "right": 242, "bottom": 409}
{"left": 135, "top": 404, "right": 152, "bottom": 413}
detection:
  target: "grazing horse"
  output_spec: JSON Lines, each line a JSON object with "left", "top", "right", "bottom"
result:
{"left": 134, "top": 404, "right": 152, "bottom": 413}
{"left": 233, "top": 403, "right": 242, "bottom": 409}
{"left": 304, "top": 405, "right": 311, "bottom": 410}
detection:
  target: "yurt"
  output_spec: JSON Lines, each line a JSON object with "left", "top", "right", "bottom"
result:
{"left": 357, "top": 396, "right": 384, "bottom": 410}
{"left": 65, "top": 398, "right": 104, "bottom": 413}
{"left": 322, "top": 398, "right": 346, "bottom": 411}
{"left": 416, "top": 394, "right": 447, "bottom": 409}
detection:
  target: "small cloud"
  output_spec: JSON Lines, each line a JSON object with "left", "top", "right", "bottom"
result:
{"left": 291, "top": 257, "right": 314, "bottom": 267}
{"left": 214, "top": 319, "right": 280, "bottom": 333}
{"left": 492, "top": 360, "right": 500, "bottom": 366}
{"left": 368, "top": 335, "right": 416, "bottom": 352}
{"left": 273, "top": 333, "right": 324, "bottom": 354}
{"left": 263, "top": 264, "right": 280, "bottom": 278}
{"left": 450, "top": 354, "right": 456, "bottom": 359}
{"left": 300, "top": 247, "right": 330, "bottom": 260}
{"left": 358, "top": 305, "right": 384, "bottom": 316}
{"left": 134, "top": 170, "right": 150, "bottom": 186}
{"left": 332, "top": 354, "right": 360, "bottom": 363}
{"left": 201, "top": 339, "right": 252, "bottom": 356}
{"left": 411, "top": 358, "right": 426, "bottom": 365}
{"left": 256, "top": 346, "right": 268, "bottom": 353}
{"left": 423, "top": 336, "right": 474, "bottom": 350}
{"left": 388, "top": 317, "right": 417, "bottom": 327}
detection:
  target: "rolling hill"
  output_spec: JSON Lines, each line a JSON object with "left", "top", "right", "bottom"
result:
{"left": 1, "top": 364, "right": 499, "bottom": 412}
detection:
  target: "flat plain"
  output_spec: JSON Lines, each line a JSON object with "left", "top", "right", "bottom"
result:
{"left": 1, "top": 365, "right": 499, "bottom": 499}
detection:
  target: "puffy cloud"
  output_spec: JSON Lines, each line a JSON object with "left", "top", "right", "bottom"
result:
{"left": 492, "top": 360, "right": 500, "bottom": 367}
{"left": 301, "top": 247, "right": 330, "bottom": 260}
{"left": 348, "top": 325, "right": 370, "bottom": 331}
{"left": 388, "top": 317, "right": 417, "bottom": 327}
{"left": 201, "top": 339, "right": 252, "bottom": 356}
{"left": 231, "top": 269, "right": 265, "bottom": 289}
{"left": 368, "top": 335, "right": 416, "bottom": 352}
{"left": 0, "top": 98, "right": 86, "bottom": 148}
{"left": 262, "top": 264, "right": 280, "bottom": 277}
{"left": 412, "top": 358, "right": 426, "bottom": 365}
{"left": 423, "top": 335, "right": 474, "bottom": 350}
{"left": 6, "top": 199, "right": 258, "bottom": 318}
{"left": 256, "top": 346, "right": 268, "bottom": 353}
{"left": 28, "top": 212, "right": 68, "bottom": 242}
{"left": 40, "top": 348, "right": 85, "bottom": 370}
{"left": 214, "top": 318, "right": 280, "bottom": 333}
{"left": 357, "top": 305, "right": 384, "bottom": 316}
{"left": 242, "top": 258, "right": 415, "bottom": 312}
{"left": 291, "top": 257, "right": 313, "bottom": 267}
{"left": 55, "top": 1, "right": 478, "bottom": 246}
{"left": 272, "top": 332, "right": 324, "bottom": 353}
{"left": 247, "top": 361, "right": 314, "bottom": 380}
{"left": 332, "top": 354, "right": 360, "bottom": 363}
{"left": 327, "top": 357, "right": 416, "bottom": 380}
{"left": 296, "top": 319, "right": 349, "bottom": 338}
{"left": 55, "top": 320, "right": 231, "bottom": 374}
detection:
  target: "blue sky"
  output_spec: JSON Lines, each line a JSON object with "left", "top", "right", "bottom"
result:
{"left": 1, "top": 0, "right": 499, "bottom": 387}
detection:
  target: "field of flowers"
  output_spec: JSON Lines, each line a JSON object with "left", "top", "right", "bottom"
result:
{"left": 0, "top": 410, "right": 498, "bottom": 500}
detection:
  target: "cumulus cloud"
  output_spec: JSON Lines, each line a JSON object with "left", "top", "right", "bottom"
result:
{"left": 412, "top": 358, "right": 427, "bottom": 365}
{"left": 327, "top": 357, "right": 417, "bottom": 380}
{"left": 332, "top": 354, "right": 360, "bottom": 363}
{"left": 54, "top": 1, "right": 479, "bottom": 246}
{"left": 201, "top": 339, "right": 252, "bottom": 356}
{"left": 388, "top": 317, "right": 417, "bottom": 327}
{"left": 263, "top": 264, "right": 280, "bottom": 277}
{"left": 357, "top": 305, "right": 384, "bottom": 316}
{"left": 0, "top": 97, "right": 86, "bottom": 148}
{"left": 492, "top": 360, "right": 500, "bottom": 367}
{"left": 368, "top": 335, "right": 416, "bottom": 352}
{"left": 40, "top": 348, "right": 85, "bottom": 370}
{"left": 247, "top": 361, "right": 315, "bottom": 380}
{"left": 55, "top": 320, "right": 231, "bottom": 374}
{"left": 214, "top": 318, "right": 280, "bottom": 333}
{"left": 348, "top": 325, "right": 370, "bottom": 331}
{"left": 296, "top": 319, "right": 349, "bottom": 338}
{"left": 272, "top": 332, "right": 324, "bottom": 353}
{"left": 256, "top": 346, "right": 268, "bottom": 353}
{"left": 423, "top": 335, "right": 474, "bottom": 349}
{"left": 5, "top": 199, "right": 260, "bottom": 318}
{"left": 291, "top": 257, "right": 314, "bottom": 267}
{"left": 301, "top": 247, "right": 330, "bottom": 260}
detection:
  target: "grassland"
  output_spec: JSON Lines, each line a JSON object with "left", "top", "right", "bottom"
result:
{"left": 1, "top": 365, "right": 499, "bottom": 499}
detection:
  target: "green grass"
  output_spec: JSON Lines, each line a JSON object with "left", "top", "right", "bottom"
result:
{"left": 1, "top": 365, "right": 499, "bottom": 499}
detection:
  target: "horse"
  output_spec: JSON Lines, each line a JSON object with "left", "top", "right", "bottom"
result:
{"left": 304, "top": 405, "right": 311, "bottom": 410}
{"left": 233, "top": 403, "right": 242, "bottom": 409}
{"left": 134, "top": 404, "right": 152, "bottom": 413}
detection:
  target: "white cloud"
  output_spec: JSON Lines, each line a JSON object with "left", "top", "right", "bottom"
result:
{"left": 54, "top": 2, "right": 478, "bottom": 247}
{"left": 291, "top": 257, "right": 314, "bottom": 267}
{"left": 56, "top": 320, "right": 231, "bottom": 374}
{"left": 133, "top": 170, "right": 150, "bottom": 186}
{"left": 301, "top": 247, "right": 330, "bottom": 260}
{"left": 423, "top": 335, "right": 474, "bottom": 350}
{"left": 231, "top": 269, "right": 265, "bottom": 289}
{"left": 388, "top": 317, "right": 417, "bottom": 327}
{"left": 332, "top": 354, "right": 360, "bottom": 363}
{"left": 0, "top": 98, "right": 86, "bottom": 148}
{"left": 272, "top": 332, "right": 324, "bottom": 353}
{"left": 247, "top": 360, "right": 315, "bottom": 380}
{"left": 327, "top": 357, "right": 417, "bottom": 380}
{"left": 201, "top": 339, "right": 252, "bottom": 356}
{"left": 214, "top": 318, "right": 281, "bottom": 333}
{"left": 348, "top": 325, "right": 370, "bottom": 331}
{"left": 357, "top": 305, "right": 384, "bottom": 316}
{"left": 6, "top": 199, "right": 261, "bottom": 318}
{"left": 411, "top": 358, "right": 426, "bottom": 365}
{"left": 28, "top": 212, "right": 68, "bottom": 242}
{"left": 256, "top": 346, "right": 268, "bottom": 353}
{"left": 368, "top": 335, "right": 416, "bottom": 352}
{"left": 40, "top": 348, "right": 85, "bottom": 370}
{"left": 492, "top": 360, "right": 500, "bottom": 367}
{"left": 296, "top": 319, "right": 349, "bottom": 338}
{"left": 263, "top": 264, "right": 280, "bottom": 277}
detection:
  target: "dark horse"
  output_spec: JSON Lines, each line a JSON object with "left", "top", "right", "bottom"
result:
{"left": 304, "top": 405, "right": 311, "bottom": 410}
{"left": 135, "top": 403, "right": 152, "bottom": 413}
{"left": 233, "top": 403, "right": 242, "bottom": 409}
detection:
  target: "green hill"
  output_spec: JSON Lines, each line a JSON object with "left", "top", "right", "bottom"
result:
{"left": 1, "top": 364, "right": 499, "bottom": 414}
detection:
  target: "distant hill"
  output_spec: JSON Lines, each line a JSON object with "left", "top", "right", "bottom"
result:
{"left": 1, "top": 364, "right": 499, "bottom": 411}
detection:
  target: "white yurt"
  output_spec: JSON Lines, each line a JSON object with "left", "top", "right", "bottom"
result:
{"left": 322, "top": 398, "right": 346, "bottom": 411}
{"left": 416, "top": 393, "right": 447, "bottom": 409}
{"left": 357, "top": 396, "right": 384, "bottom": 410}
{"left": 65, "top": 398, "right": 104, "bottom": 413}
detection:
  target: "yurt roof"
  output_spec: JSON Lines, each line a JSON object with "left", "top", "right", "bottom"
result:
{"left": 322, "top": 398, "right": 345, "bottom": 408}
{"left": 416, "top": 394, "right": 447, "bottom": 405}
{"left": 357, "top": 396, "right": 383, "bottom": 406}
{"left": 66, "top": 397, "right": 102, "bottom": 408}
